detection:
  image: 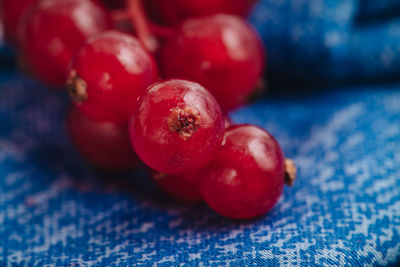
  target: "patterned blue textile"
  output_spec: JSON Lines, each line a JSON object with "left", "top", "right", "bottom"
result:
{"left": 1, "top": 1, "right": 400, "bottom": 265}
{"left": 250, "top": 0, "right": 400, "bottom": 83}
{"left": 0, "top": 72, "right": 399, "bottom": 266}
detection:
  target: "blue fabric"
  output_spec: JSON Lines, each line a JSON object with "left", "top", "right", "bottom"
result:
{"left": 250, "top": 0, "right": 400, "bottom": 83}
{"left": 1, "top": 1, "right": 400, "bottom": 265}
{"left": 359, "top": 0, "right": 400, "bottom": 17}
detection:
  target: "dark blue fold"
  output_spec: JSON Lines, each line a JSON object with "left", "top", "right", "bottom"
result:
{"left": 250, "top": 0, "right": 400, "bottom": 84}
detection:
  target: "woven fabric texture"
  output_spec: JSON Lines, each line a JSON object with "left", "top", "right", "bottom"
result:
{"left": 1, "top": 0, "right": 400, "bottom": 265}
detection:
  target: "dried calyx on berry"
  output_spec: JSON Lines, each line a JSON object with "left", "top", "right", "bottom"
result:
{"left": 284, "top": 158, "right": 297, "bottom": 186}
{"left": 167, "top": 107, "right": 201, "bottom": 140}
{"left": 67, "top": 70, "right": 88, "bottom": 103}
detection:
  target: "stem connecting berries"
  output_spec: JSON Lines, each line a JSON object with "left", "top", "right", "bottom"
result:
{"left": 149, "top": 0, "right": 258, "bottom": 25}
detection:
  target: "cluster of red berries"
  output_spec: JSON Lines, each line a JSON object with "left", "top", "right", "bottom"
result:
{"left": 1, "top": 0, "right": 296, "bottom": 219}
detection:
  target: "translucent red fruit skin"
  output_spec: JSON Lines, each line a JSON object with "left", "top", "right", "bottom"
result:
{"left": 151, "top": 0, "right": 258, "bottom": 25}
{"left": 18, "top": 0, "right": 112, "bottom": 87}
{"left": 161, "top": 14, "right": 265, "bottom": 112}
{"left": 199, "top": 124, "right": 285, "bottom": 219}
{"left": 0, "top": 0, "right": 39, "bottom": 44}
{"left": 150, "top": 170, "right": 202, "bottom": 202}
{"left": 68, "top": 31, "right": 159, "bottom": 124}
{"left": 130, "top": 79, "right": 225, "bottom": 175}
{"left": 67, "top": 107, "right": 140, "bottom": 171}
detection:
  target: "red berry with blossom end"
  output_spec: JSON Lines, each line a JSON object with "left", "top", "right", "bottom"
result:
{"left": 130, "top": 79, "right": 224, "bottom": 175}
{"left": 150, "top": 170, "right": 202, "bottom": 202}
{"left": 151, "top": 0, "right": 258, "bottom": 25}
{"left": 161, "top": 14, "right": 264, "bottom": 111}
{"left": 18, "top": 0, "right": 112, "bottom": 87}
{"left": 67, "top": 107, "right": 141, "bottom": 170}
{"left": 0, "top": 0, "right": 39, "bottom": 44}
{"left": 68, "top": 31, "right": 159, "bottom": 124}
{"left": 199, "top": 124, "right": 296, "bottom": 219}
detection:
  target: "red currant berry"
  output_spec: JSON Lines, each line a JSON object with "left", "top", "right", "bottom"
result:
{"left": 161, "top": 14, "right": 264, "bottom": 111}
{"left": 151, "top": 0, "right": 258, "bottom": 25}
{"left": 0, "top": 0, "right": 38, "bottom": 44}
{"left": 67, "top": 107, "right": 141, "bottom": 171}
{"left": 130, "top": 79, "right": 224, "bottom": 175}
{"left": 199, "top": 124, "right": 296, "bottom": 219}
{"left": 68, "top": 31, "right": 159, "bottom": 124}
{"left": 150, "top": 170, "right": 202, "bottom": 202}
{"left": 18, "top": 0, "right": 112, "bottom": 87}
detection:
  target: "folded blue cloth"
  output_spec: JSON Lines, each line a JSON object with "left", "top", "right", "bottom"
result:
{"left": 250, "top": 0, "right": 400, "bottom": 83}
{"left": 360, "top": 0, "right": 400, "bottom": 17}
{"left": 0, "top": 72, "right": 399, "bottom": 265}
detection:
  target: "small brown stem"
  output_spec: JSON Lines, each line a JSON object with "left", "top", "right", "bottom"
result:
{"left": 127, "top": 0, "right": 158, "bottom": 52}
{"left": 284, "top": 158, "right": 297, "bottom": 186}
{"left": 112, "top": 7, "right": 174, "bottom": 39}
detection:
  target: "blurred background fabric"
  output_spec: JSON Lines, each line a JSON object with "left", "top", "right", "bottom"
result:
{"left": 0, "top": 0, "right": 400, "bottom": 265}
{"left": 359, "top": 0, "right": 400, "bottom": 17}
{"left": 250, "top": 0, "right": 400, "bottom": 85}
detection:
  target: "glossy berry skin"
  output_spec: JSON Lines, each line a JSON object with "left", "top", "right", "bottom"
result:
{"left": 150, "top": 170, "right": 202, "bottom": 202}
{"left": 67, "top": 107, "right": 140, "bottom": 171}
{"left": 130, "top": 79, "right": 224, "bottom": 175}
{"left": 68, "top": 31, "right": 159, "bottom": 124}
{"left": 18, "top": 0, "right": 112, "bottom": 87}
{"left": 161, "top": 15, "right": 264, "bottom": 111}
{"left": 151, "top": 0, "right": 258, "bottom": 25}
{"left": 0, "top": 0, "right": 39, "bottom": 44}
{"left": 199, "top": 124, "right": 286, "bottom": 219}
